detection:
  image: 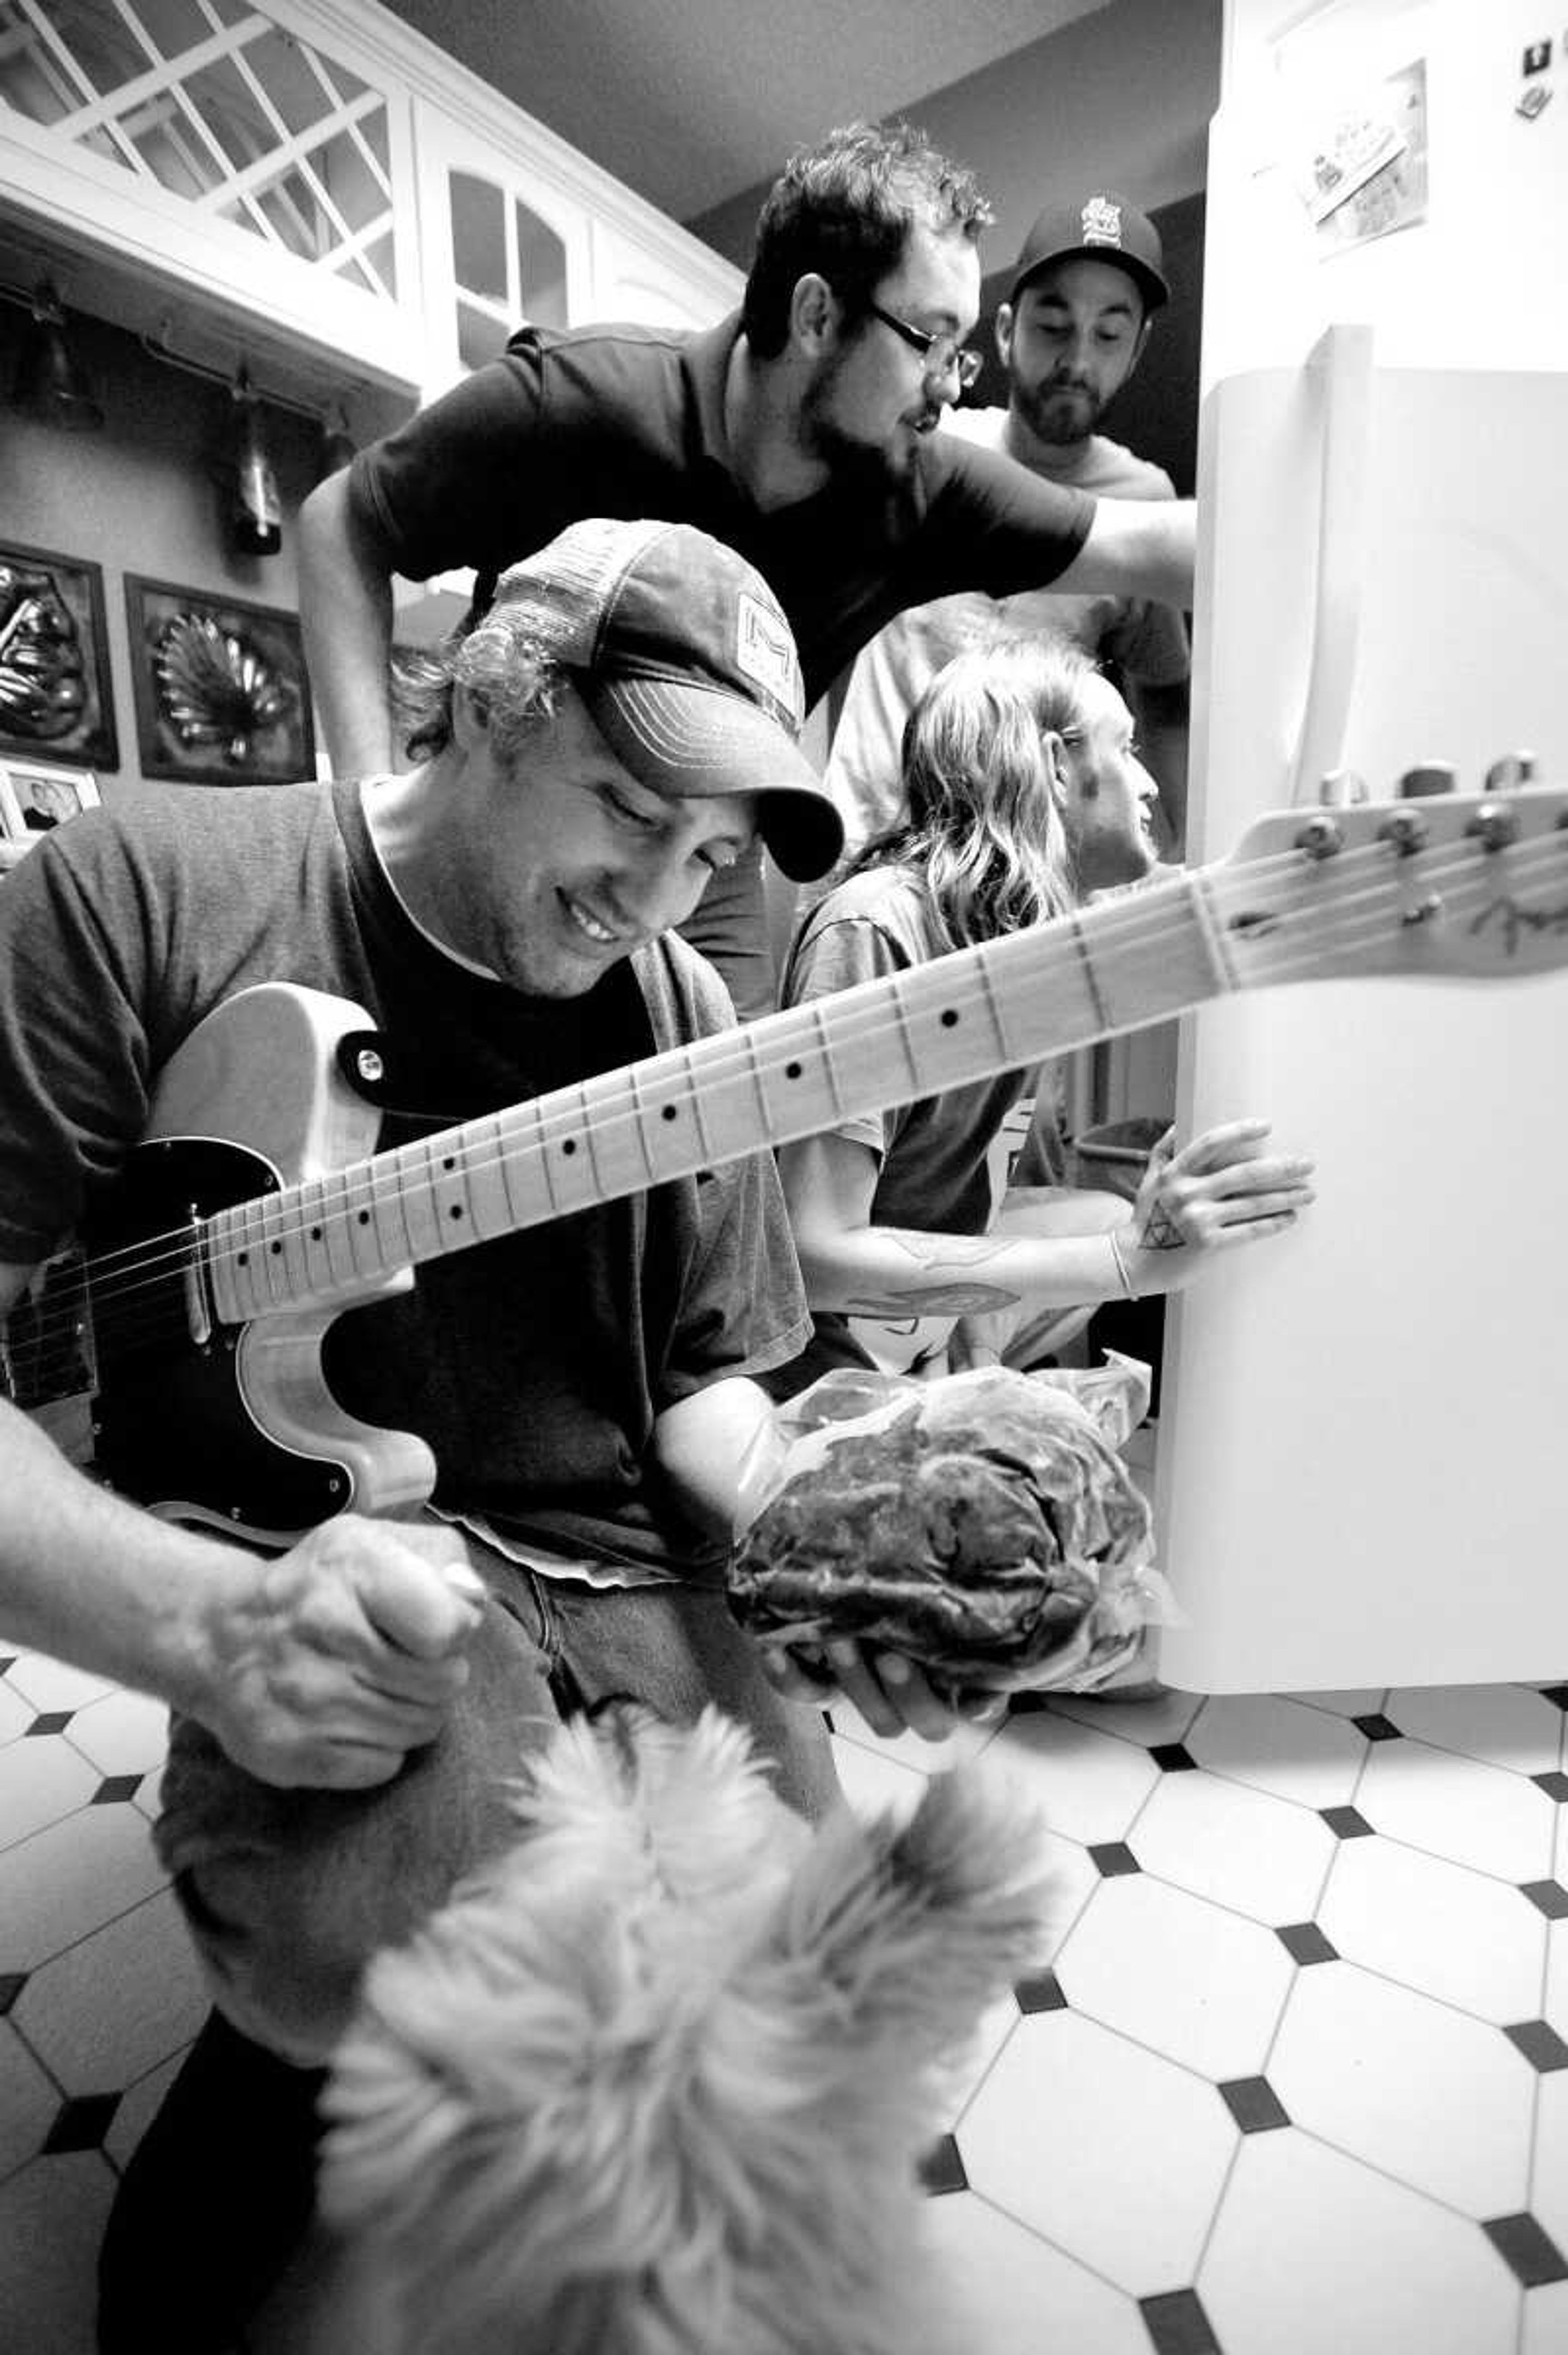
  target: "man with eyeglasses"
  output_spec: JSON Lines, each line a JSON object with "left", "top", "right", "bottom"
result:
{"left": 300, "top": 123, "right": 1194, "bottom": 1018}
{"left": 822, "top": 189, "right": 1192, "bottom": 878}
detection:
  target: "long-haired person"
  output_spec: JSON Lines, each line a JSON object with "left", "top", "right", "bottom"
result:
{"left": 775, "top": 638, "right": 1316, "bottom": 1387}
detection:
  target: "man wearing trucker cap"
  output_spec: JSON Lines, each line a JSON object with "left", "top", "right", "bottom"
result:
{"left": 823, "top": 187, "right": 1191, "bottom": 868}
{"left": 0, "top": 520, "right": 869, "bottom": 2348}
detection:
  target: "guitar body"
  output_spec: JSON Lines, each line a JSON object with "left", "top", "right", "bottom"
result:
{"left": 90, "top": 985, "right": 436, "bottom": 1541}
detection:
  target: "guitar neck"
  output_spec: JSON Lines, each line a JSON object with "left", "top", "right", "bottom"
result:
{"left": 209, "top": 864, "right": 1236, "bottom": 1324}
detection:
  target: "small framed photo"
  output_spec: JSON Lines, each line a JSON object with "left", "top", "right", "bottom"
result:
{"left": 0, "top": 540, "right": 119, "bottom": 771}
{"left": 0, "top": 758, "right": 102, "bottom": 838}
{"left": 125, "top": 576, "right": 316, "bottom": 788}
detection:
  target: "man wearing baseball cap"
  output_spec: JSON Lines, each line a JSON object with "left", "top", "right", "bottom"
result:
{"left": 823, "top": 186, "right": 1190, "bottom": 873}
{"left": 0, "top": 518, "right": 848, "bottom": 2346}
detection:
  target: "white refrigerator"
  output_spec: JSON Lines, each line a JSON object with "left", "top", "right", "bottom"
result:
{"left": 1153, "top": 0, "right": 1568, "bottom": 1689}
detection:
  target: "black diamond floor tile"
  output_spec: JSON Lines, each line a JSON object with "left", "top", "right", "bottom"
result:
{"left": 1014, "top": 1969, "right": 1067, "bottom": 2014}
{"left": 916, "top": 2131, "right": 968, "bottom": 2197}
{"left": 1482, "top": 2212, "right": 1568, "bottom": 2288}
{"left": 1503, "top": 2020, "right": 1568, "bottom": 2073}
{"left": 1319, "top": 1805, "right": 1375, "bottom": 1839}
{"left": 1276, "top": 1922, "right": 1339, "bottom": 1965}
{"left": 1532, "top": 1771, "right": 1568, "bottom": 1803}
{"left": 1352, "top": 1712, "right": 1402, "bottom": 1741}
{"left": 1140, "top": 2285, "right": 1222, "bottom": 2354}
{"left": 90, "top": 1773, "right": 144, "bottom": 1805}
{"left": 1520, "top": 1880, "right": 1568, "bottom": 1921}
{"left": 0, "top": 1970, "right": 27, "bottom": 2015}
{"left": 1087, "top": 1841, "right": 1141, "bottom": 1877}
{"left": 42, "top": 2091, "right": 122, "bottom": 2154}
{"left": 1150, "top": 1742, "right": 1198, "bottom": 1772}
{"left": 1218, "top": 2074, "right": 1290, "bottom": 2132}
{"left": 24, "top": 1710, "right": 75, "bottom": 1738}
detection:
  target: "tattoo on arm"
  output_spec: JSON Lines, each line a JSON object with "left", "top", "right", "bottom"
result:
{"left": 845, "top": 1232, "right": 1022, "bottom": 1319}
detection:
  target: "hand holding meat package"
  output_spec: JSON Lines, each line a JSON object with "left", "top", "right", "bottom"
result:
{"left": 728, "top": 1359, "right": 1172, "bottom": 1699}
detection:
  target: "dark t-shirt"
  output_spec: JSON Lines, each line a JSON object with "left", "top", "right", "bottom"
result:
{"left": 0, "top": 784, "right": 809, "bottom": 1575}
{"left": 349, "top": 314, "right": 1097, "bottom": 711}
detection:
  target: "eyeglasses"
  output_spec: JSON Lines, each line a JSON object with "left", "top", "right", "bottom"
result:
{"left": 864, "top": 299, "right": 982, "bottom": 391}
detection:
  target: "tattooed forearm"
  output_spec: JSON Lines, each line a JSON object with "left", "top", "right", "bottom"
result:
{"left": 844, "top": 1232, "right": 1027, "bottom": 1315}
{"left": 846, "top": 1280, "right": 1021, "bottom": 1316}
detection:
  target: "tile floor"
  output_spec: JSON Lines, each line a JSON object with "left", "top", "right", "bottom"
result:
{"left": 3, "top": 1648, "right": 1567, "bottom": 2354}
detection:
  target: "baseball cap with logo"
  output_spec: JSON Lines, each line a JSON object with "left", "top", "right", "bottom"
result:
{"left": 1008, "top": 191, "right": 1169, "bottom": 313}
{"left": 489, "top": 517, "right": 842, "bottom": 882}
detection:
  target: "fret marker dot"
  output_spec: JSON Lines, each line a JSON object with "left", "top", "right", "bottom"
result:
{"left": 940, "top": 1008, "right": 959, "bottom": 1028}
{"left": 662, "top": 1104, "right": 678, "bottom": 1121}
{"left": 310, "top": 1228, "right": 322, "bottom": 1242}
{"left": 785, "top": 1061, "right": 802, "bottom": 1080}
{"left": 448, "top": 1205, "right": 463, "bottom": 1220}
{"left": 442, "top": 1156, "right": 455, "bottom": 1172}
{"left": 562, "top": 1139, "right": 577, "bottom": 1156}
{"left": 237, "top": 1251, "right": 248, "bottom": 1266}
{"left": 270, "top": 1241, "right": 282, "bottom": 1254}
{"left": 357, "top": 1211, "right": 371, "bottom": 1226}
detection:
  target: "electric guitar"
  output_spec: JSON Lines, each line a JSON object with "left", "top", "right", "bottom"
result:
{"left": 5, "top": 789, "right": 1566, "bottom": 1540}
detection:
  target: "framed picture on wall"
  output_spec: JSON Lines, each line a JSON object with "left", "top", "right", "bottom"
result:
{"left": 0, "top": 540, "right": 119, "bottom": 771}
{"left": 124, "top": 577, "right": 316, "bottom": 788}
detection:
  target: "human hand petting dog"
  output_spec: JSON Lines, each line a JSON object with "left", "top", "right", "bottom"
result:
{"left": 1118, "top": 1118, "right": 1315, "bottom": 1295}
{"left": 759, "top": 1636, "right": 1007, "bottom": 1742}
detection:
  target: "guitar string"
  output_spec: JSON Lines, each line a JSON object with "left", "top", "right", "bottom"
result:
{"left": 8, "top": 824, "right": 1558, "bottom": 1381}
{"left": 7, "top": 826, "right": 1563, "bottom": 1384}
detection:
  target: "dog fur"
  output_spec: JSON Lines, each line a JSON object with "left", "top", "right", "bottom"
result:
{"left": 312, "top": 1704, "right": 1053, "bottom": 2355}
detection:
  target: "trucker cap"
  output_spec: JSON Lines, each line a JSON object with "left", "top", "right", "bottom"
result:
{"left": 1009, "top": 191, "right": 1169, "bottom": 313}
{"left": 490, "top": 518, "right": 842, "bottom": 883}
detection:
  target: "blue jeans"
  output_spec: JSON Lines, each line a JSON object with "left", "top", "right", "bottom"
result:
{"left": 155, "top": 1534, "right": 839, "bottom": 2063}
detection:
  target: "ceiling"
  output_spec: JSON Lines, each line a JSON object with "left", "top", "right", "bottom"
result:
{"left": 376, "top": 0, "right": 1115, "bottom": 228}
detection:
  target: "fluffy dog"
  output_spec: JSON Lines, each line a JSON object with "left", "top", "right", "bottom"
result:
{"left": 311, "top": 1704, "right": 1053, "bottom": 2355}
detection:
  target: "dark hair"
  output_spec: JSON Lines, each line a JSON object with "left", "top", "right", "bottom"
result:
{"left": 742, "top": 120, "right": 992, "bottom": 358}
{"left": 842, "top": 639, "right": 1095, "bottom": 951}
{"left": 393, "top": 608, "right": 566, "bottom": 763}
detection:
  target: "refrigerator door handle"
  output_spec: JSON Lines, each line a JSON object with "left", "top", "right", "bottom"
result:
{"left": 1290, "top": 321, "right": 1375, "bottom": 806}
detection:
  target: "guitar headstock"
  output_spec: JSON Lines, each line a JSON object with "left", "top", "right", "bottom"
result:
{"left": 1218, "top": 785, "right": 1568, "bottom": 982}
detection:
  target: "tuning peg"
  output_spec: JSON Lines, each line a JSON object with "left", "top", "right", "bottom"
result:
{"left": 1484, "top": 751, "right": 1537, "bottom": 791}
{"left": 1318, "top": 769, "right": 1368, "bottom": 807}
{"left": 1398, "top": 762, "right": 1457, "bottom": 798}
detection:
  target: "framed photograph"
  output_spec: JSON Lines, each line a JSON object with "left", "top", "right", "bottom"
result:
{"left": 0, "top": 758, "right": 101, "bottom": 838}
{"left": 124, "top": 576, "right": 316, "bottom": 788}
{"left": 0, "top": 540, "right": 119, "bottom": 771}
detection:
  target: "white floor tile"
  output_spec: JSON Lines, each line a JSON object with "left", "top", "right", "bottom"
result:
{"left": 0, "top": 1743, "right": 99, "bottom": 1852}
{"left": 958, "top": 2008, "right": 1236, "bottom": 2296}
{"left": 1318, "top": 1833, "right": 1548, "bottom": 2023}
{"left": 1185, "top": 1694, "right": 1367, "bottom": 1809}
{"left": 1269, "top": 1961, "right": 1537, "bottom": 2217}
{"left": 922, "top": 2189, "right": 1151, "bottom": 2355}
{"left": 1359, "top": 1739, "right": 1558, "bottom": 1882}
{"left": 1521, "top": 2278, "right": 1568, "bottom": 2355}
{"left": 3, "top": 1653, "right": 114, "bottom": 1717}
{"left": 1532, "top": 2070, "right": 1568, "bottom": 2255}
{"left": 829, "top": 1732, "right": 927, "bottom": 1824}
{"left": 0, "top": 1676, "right": 34, "bottom": 1743}
{"left": 0, "top": 2019, "right": 60, "bottom": 2177}
{"left": 1547, "top": 1921, "right": 1568, "bottom": 2035}
{"left": 1200, "top": 2130, "right": 1522, "bottom": 2355}
{"left": 982, "top": 1711, "right": 1159, "bottom": 1848}
{"left": 1386, "top": 1686, "right": 1568, "bottom": 1774}
{"left": 0, "top": 2153, "right": 115, "bottom": 2355}
{"left": 0, "top": 1802, "right": 170, "bottom": 1973}
{"left": 1056, "top": 1873, "right": 1295, "bottom": 2082}
{"left": 1133, "top": 1765, "right": 1337, "bottom": 1925}
{"left": 13, "top": 1886, "right": 208, "bottom": 2096}
{"left": 63, "top": 1689, "right": 171, "bottom": 1781}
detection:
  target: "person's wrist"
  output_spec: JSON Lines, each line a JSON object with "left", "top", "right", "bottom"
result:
{"left": 1106, "top": 1226, "right": 1140, "bottom": 1302}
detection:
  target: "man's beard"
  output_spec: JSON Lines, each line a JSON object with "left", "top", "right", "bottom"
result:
{"left": 801, "top": 372, "right": 931, "bottom": 491}
{"left": 1016, "top": 375, "right": 1105, "bottom": 450}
